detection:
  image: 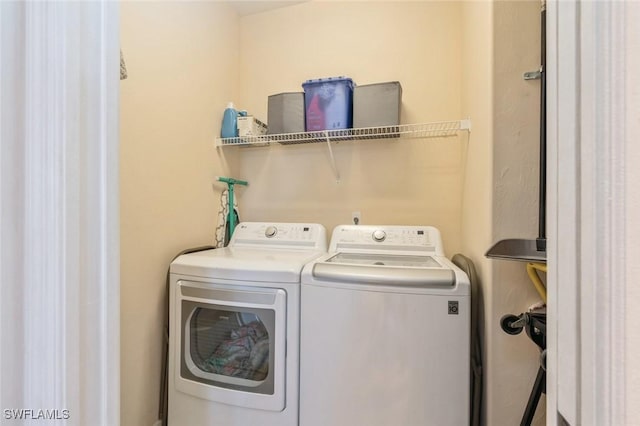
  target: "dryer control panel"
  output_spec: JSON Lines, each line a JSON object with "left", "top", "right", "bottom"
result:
{"left": 231, "top": 222, "right": 328, "bottom": 251}
{"left": 330, "top": 225, "right": 445, "bottom": 256}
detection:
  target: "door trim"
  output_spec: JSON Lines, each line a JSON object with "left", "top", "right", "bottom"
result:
{"left": 547, "top": 1, "right": 630, "bottom": 424}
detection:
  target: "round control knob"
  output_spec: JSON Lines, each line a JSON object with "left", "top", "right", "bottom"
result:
{"left": 265, "top": 226, "right": 277, "bottom": 238}
{"left": 372, "top": 230, "right": 386, "bottom": 242}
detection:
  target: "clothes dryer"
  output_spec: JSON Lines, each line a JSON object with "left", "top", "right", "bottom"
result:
{"left": 169, "top": 222, "right": 327, "bottom": 426}
{"left": 300, "top": 225, "right": 470, "bottom": 426}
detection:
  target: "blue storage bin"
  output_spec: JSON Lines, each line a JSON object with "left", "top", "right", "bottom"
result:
{"left": 302, "top": 77, "right": 355, "bottom": 131}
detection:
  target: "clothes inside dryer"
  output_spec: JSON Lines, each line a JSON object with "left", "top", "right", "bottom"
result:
{"left": 181, "top": 300, "right": 276, "bottom": 394}
{"left": 189, "top": 309, "right": 270, "bottom": 381}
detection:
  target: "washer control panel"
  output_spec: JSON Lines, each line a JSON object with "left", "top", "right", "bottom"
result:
{"left": 231, "top": 222, "right": 327, "bottom": 250}
{"left": 330, "top": 225, "right": 444, "bottom": 255}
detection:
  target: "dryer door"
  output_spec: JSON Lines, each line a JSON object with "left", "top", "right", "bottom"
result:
{"left": 176, "top": 280, "right": 287, "bottom": 411}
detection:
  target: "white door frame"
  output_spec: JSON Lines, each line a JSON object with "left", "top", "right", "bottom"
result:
{"left": 547, "top": 1, "right": 634, "bottom": 424}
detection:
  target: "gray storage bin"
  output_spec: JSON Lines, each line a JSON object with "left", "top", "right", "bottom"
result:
{"left": 353, "top": 81, "right": 402, "bottom": 128}
{"left": 267, "top": 92, "right": 305, "bottom": 134}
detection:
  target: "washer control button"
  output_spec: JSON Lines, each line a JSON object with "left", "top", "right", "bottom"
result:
{"left": 265, "top": 226, "right": 278, "bottom": 238}
{"left": 372, "top": 230, "right": 386, "bottom": 242}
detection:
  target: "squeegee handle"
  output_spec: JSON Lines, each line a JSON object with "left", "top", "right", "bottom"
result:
{"left": 228, "top": 184, "right": 236, "bottom": 237}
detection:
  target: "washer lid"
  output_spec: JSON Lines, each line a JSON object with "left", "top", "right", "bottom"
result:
{"left": 326, "top": 252, "right": 441, "bottom": 268}
{"left": 312, "top": 259, "right": 456, "bottom": 288}
{"left": 171, "top": 248, "right": 326, "bottom": 283}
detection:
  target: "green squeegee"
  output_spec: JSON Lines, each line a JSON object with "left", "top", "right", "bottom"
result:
{"left": 216, "top": 176, "right": 248, "bottom": 241}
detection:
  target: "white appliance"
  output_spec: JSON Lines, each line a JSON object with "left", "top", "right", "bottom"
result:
{"left": 300, "top": 225, "right": 470, "bottom": 426}
{"left": 169, "top": 222, "right": 327, "bottom": 426}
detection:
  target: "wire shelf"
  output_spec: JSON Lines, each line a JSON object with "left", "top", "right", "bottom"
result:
{"left": 215, "top": 120, "right": 471, "bottom": 147}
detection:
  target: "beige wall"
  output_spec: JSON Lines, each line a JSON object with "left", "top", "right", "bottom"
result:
{"left": 491, "top": 1, "right": 546, "bottom": 424}
{"left": 234, "top": 1, "right": 465, "bottom": 255}
{"left": 120, "top": 3, "right": 239, "bottom": 425}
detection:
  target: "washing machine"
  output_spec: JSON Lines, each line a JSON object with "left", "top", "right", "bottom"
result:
{"left": 168, "top": 222, "right": 327, "bottom": 426}
{"left": 300, "top": 225, "right": 470, "bottom": 426}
